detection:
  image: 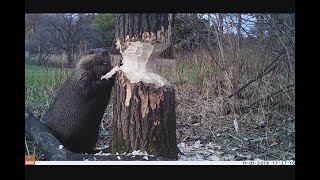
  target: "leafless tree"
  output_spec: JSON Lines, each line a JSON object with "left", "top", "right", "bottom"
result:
{"left": 42, "top": 14, "right": 95, "bottom": 66}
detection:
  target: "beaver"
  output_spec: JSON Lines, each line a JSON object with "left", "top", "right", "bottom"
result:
{"left": 41, "top": 48, "right": 118, "bottom": 153}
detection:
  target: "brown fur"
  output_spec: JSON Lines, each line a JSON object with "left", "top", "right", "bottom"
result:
{"left": 41, "top": 48, "right": 115, "bottom": 153}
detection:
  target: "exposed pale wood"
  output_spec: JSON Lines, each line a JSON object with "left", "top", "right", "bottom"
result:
{"left": 111, "top": 71, "right": 178, "bottom": 160}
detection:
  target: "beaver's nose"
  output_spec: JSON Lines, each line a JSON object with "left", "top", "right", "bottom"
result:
{"left": 101, "top": 49, "right": 108, "bottom": 56}
{"left": 101, "top": 50, "right": 108, "bottom": 55}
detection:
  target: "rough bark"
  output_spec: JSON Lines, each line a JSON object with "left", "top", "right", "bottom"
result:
{"left": 25, "top": 14, "right": 39, "bottom": 35}
{"left": 25, "top": 112, "right": 166, "bottom": 161}
{"left": 111, "top": 72, "right": 178, "bottom": 160}
{"left": 256, "top": 14, "right": 264, "bottom": 39}
{"left": 237, "top": 13, "right": 242, "bottom": 48}
{"left": 115, "top": 13, "right": 175, "bottom": 59}
{"left": 219, "top": 13, "right": 224, "bottom": 36}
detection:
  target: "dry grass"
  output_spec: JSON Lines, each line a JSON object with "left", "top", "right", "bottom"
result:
{"left": 146, "top": 38, "right": 295, "bottom": 160}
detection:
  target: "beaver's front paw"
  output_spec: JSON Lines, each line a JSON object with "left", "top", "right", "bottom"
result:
{"left": 101, "top": 66, "right": 121, "bottom": 80}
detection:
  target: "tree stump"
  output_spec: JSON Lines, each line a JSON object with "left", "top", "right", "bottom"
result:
{"left": 112, "top": 71, "right": 177, "bottom": 159}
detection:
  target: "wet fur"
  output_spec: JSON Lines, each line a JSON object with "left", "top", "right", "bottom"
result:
{"left": 41, "top": 49, "right": 115, "bottom": 153}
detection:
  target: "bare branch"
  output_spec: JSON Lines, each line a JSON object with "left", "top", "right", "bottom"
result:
{"left": 228, "top": 52, "right": 284, "bottom": 98}
{"left": 250, "top": 84, "right": 294, "bottom": 107}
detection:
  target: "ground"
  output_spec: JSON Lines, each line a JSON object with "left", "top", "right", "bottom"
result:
{"left": 96, "top": 83, "right": 295, "bottom": 161}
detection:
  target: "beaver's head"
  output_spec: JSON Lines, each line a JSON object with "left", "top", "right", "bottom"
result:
{"left": 77, "top": 48, "right": 113, "bottom": 76}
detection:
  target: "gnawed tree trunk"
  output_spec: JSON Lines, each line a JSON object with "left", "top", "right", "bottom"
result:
{"left": 110, "top": 13, "right": 178, "bottom": 160}
{"left": 112, "top": 71, "right": 177, "bottom": 159}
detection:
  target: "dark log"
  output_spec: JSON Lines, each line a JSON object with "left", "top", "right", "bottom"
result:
{"left": 25, "top": 112, "right": 68, "bottom": 160}
{"left": 25, "top": 112, "right": 167, "bottom": 161}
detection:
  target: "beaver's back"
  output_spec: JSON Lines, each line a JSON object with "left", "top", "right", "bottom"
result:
{"left": 41, "top": 48, "right": 115, "bottom": 153}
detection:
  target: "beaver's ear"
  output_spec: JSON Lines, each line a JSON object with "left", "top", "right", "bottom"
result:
{"left": 89, "top": 50, "right": 95, "bottom": 54}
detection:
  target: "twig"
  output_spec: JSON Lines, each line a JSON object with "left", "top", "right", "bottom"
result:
{"left": 250, "top": 84, "right": 294, "bottom": 106}
{"left": 226, "top": 133, "right": 248, "bottom": 143}
{"left": 228, "top": 64, "right": 278, "bottom": 98}
{"left": 228, "top": 51, "right": 285, "bottom": 99}
{"left": 25, "top": 136, "right": 30, "bottom": 156}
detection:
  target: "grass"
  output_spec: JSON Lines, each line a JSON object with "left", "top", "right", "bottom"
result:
{"left": 25, "top": 63, "right": 71, "bottom": 113}
{"left": 156, "top": 63, "right": 215, "bottom": 85}
{"left": 151, "top": 44, "right": 295, "bottom": 160}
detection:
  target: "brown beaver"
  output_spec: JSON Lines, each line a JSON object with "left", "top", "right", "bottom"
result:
{"left": 41, "top": 48, "right": 117, "bottom": 153}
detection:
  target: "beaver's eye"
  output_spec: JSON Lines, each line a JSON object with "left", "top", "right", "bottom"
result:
{"left": 101, "top": 51, "right": 107, "bottom": 55}
{"left": 99, "top": 61, "right": 105, "bottom": 65}
{"left": 89, "top": 50, "right": 94, "bottom": 54}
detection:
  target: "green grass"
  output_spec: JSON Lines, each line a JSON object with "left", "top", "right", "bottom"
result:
{"left": 156, "top": 63, "right": 215, "bottom": 85}
{"left": 25, "top": 64, "right": 44, "bottom": 71}
{"left": 25, "top": 63, "right": 71, "bottom": 109}
{"left": 25, "top": 62, "right": 213, "bottom": 109}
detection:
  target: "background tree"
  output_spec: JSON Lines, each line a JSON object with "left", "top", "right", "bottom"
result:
{"left": 218, "top": 14, "right": 224, "bottom": 37}
{"left": 25, "top": 14, "right": 39, "bottom": 35}
{"left": 25, "top": 13, "right": 118, "bottom": 67}
{"left": 25, "top": 14, "right": 53, "bottom": 66}
{"left": 42, "top": 14, "right": 98, "bottom": 66}
{"left": 237, "top": 13, "right": 242, "bottom": 47}
{"left": 92, "top": 13, "right": 116, "bottom": 48}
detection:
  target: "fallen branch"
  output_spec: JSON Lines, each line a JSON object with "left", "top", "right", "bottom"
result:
{"left": 228, "top": 53, "right": 283, "bottom": 98}
{"left": 25, "top": 112, "right": 167, "bottom": 161}
{"left": 250, "top": 84, "right": 294, "bottom": 107}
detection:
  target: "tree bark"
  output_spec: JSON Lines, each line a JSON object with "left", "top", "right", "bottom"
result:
{"left": 237, "top": 13, "right": 242, "bottom": 48}
{"left": 25, "top": 14, "right": 39, "bottom": 35}
{"left": 256, "top": 14, "right": 264, "bottom": 39}
{"left": 111, "top": 71, "right": 178, "bottom": 159}
{"left": 219, "top": 13, "right": 224, "bottom": 36}
{"left": 115, "top": 13, "right": 175, "bottom": 59}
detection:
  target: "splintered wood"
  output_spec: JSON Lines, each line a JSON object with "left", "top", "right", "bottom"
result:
{"left": 117, "top": 38, "right": 171, "bottom": 88}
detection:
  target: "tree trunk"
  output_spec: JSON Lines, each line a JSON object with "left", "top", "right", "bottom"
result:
{"left": 66, "top": 49, "right": 73, "bottom": 66}
{"left": 25, "top": 14, "right": 39, "bottom": 36}
{"left": 110, "top": 13, "right": 178, "bottom": 160}
{"left": 219, "top": 13, "right": 224, "bottom": 36}
{"left": 256, "top": 14, "right": 264, "bottom": 39}
{"left": 115, "top": 13, "right": 175, "bottom": 58}
{"left": 237, "top": 13, "right": 242, "bottom": 48}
